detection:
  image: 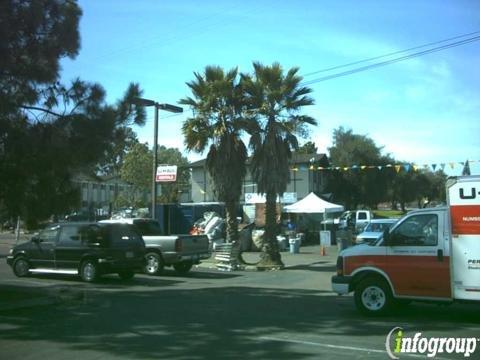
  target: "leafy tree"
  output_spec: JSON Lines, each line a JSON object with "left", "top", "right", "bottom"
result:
{"left": 242, "top": 62, "right": 317, "bottom": 268}
{"left": 156, "top": 146, "right": 191, "bottom": 203}
{"left": 327, "top": 127, "right": 392, "bottom": 209}
{"left": 0, "top": 0, "right": 146, "bottom": 227}
{"left": 119, "top": 143, "right": 152, "bottom": 207}
{"left": 296, "top": 141, "right": 318, "bottom": 154}
{"left": 120, "top": 144, "right": 191, "bottom": 207}
{"left": 180, "top": 66, "right": 248, "bottom": 244}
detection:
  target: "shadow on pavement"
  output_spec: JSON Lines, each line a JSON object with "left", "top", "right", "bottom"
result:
{"left": 0, "top": 283, "right": 479, "bottom": 359}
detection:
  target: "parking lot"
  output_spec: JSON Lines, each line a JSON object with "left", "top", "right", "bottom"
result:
{"left": 1, "top": 234, "right": 479, "bottom": 359}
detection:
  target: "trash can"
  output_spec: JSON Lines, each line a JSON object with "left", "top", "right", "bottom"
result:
{"left": 289, "top": 237, "right": 300, "bottom": 254}
{"left": 276, "top": 235, "right": 287, "bottom": 251}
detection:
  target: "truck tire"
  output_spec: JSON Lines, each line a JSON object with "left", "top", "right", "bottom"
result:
{"left": 80, "top": 259, "right": 98, "bottom": 282}
{"left": 173, "top": 261, "right": 193, "bottom": 275}
{"left": 354, "top": 277, "right": 392, "bottom": 315}
{"left": 13, "top": 256, "right": 30, "bottom": 277}
{"left": 144, "top": 252, "right": 164, "bottom": 275}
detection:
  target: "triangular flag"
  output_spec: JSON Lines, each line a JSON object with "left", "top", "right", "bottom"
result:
{"left": 449, "top": 162, "right": 455, "bottom": 169}
{"left": 395, "top": 165, "right": 401, "bottom": 173}
{"left": 403, "top": 164, "right": 411, "bottom": 172}
{"left": 413, "top": 165, "right": 419, "bottom": 171}
{"left": 440, "top": 163, "right": 446, "bottom": 171}
{"left": 431, "top": 164, "right": 437, "bottom": 171}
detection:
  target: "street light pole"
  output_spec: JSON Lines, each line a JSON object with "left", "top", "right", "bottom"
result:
{"left": 152, "top": 105, "right": 159, "bottom": 220}
{"left": 134, "top": 97, "right": 183, "bottom": 220}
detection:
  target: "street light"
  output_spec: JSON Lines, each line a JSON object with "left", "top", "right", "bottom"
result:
{"left": 134, "top": 97, "right": 183, "bottom": 220}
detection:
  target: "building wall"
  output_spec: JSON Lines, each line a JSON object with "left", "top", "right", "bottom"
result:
{"left": 191, "top": 161, "right": 329, "bottom": 203}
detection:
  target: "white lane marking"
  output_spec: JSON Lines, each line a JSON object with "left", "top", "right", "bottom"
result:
{"left": 259, "top": 336, "right": 450, "bottom": 359}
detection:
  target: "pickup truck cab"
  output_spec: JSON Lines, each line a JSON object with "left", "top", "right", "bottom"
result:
{"left": 332, "top": 176, "right": 480, "bottom": 314}
{"left": 336, "top": 210, "right": 373, "bottom": 233}
{"left": 100, "top": 218, "right": 210, "bottom": 275}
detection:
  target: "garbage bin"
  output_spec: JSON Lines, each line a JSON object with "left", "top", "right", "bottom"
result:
{"left": 277, "top": 235, "right": 287, "bottom": 251}
{"left": 289, "top": 237, "right": 300, "bottom": 254}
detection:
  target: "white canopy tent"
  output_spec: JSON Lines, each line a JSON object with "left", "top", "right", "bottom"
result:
{"left": 283, "top": 192, "right": 344, "bottom": 214}
{"left": 283, "top": 192, "right": 345, "bottom": 243}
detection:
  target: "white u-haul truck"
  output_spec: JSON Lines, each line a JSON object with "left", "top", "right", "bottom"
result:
{"left": 332, "top": 175, "right": 480, "bottom": 314}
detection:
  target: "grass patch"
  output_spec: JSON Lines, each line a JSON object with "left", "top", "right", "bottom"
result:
{"left": 373, "top": 210, "right": 405, "bottom": 219}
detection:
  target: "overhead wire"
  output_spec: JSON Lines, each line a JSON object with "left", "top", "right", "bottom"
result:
{"left": 301, "top": 30, "right": 480, "bottom": 78}
{"left": 301, "top": 34, "right": 480, "bottom": 86}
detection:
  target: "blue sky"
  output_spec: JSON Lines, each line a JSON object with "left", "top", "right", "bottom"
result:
{"left": 60, "top": 0, "right": 480, "bottom": 175}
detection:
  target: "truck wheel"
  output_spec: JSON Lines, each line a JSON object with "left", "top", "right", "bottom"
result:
{"left": 13, "top": 257, "right": 30, "bottom": 277}
{"left": 144, "top": 252, "right": 164, "bottom": 275}
{"left": 354, "top": 277, "right": 392, "bottom": 315}
{"left": 80, "top": 260, "right": 98, "bottom": 282}
{"left": 173, "top": 261, "right": 193, "bottom": 275}
{"left": 118, "top": 270, "right": 135, "bottom": 281}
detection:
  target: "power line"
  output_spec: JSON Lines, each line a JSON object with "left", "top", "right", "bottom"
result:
{"left": 301, "top": 35, "right": 480, "bottom": 86}
{"left": 301, "top": 30, "right": 480, "bottom": 78}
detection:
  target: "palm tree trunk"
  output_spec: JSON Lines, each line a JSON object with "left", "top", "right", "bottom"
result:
{"left": 225, "top": 200, "right": 239, "bottom": 244}
{"left": 258, "top": 190, "right": 284, "bottom": 269}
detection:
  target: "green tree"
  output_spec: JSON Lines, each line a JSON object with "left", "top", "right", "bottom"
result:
{"left": 156, "top": 146, "right": 191, "bottom": 204}
{"left": 327, "top": 127, "right": 392, "bottom": 209}
{"left": 180, "top": 66, "right": 248, "bottom": 244}
{"left": 296, "top": 141, "right": 318, "bottom": 154}
{"left": 242, "top": 62, "right": 317, "bottom": 268}
{"left": 120, "top": 143, "right": 152, "bottom": 207}
{"left": 0, "top": 0, "right": 146, "bottom": 227}
{"left": 120, "top": 144, "right": 190, "bottom": 206}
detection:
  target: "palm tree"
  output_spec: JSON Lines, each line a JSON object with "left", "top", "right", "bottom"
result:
{"left": 180, "top": 66, "right": 248, "bottom": 245}
{"left": 242, "top": 62, "right": 317, "bottom": 268}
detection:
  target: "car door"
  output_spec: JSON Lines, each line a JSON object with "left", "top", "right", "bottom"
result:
{"left": 29, "top": 226, "right": 58, "bottom": 268}
{"left": 55, "top": 224, "right": 84, "bottom": 269}
{"left": 386, "top": 212, "right": 451, "bottom": 299}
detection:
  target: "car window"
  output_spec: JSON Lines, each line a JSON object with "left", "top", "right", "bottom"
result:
{"left": 132, "top": 220, "right": 164, "bottom": 236}
{"left": 390, "top": 214, "right": 438, "bottom": 246}
{"left": 37, "top": 227, "right": 59, "bottom": 243}
{"left": 58, "top": 225, "right": 104, "bottom": 245}
{"left": 109, "top": 224, "right": 144, "bottom": 246}
{"left": 58, "top": 226, "right": 81, "bottom": 245}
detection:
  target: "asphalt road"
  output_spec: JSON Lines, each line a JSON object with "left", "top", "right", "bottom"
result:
{"left": 0, "top": 237, "right": 479, "bottom": 359}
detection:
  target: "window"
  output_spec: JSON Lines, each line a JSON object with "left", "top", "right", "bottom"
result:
{"left": 389, "top": 214, "right": 438, "bottom": 246}
{"left": 58, "top": 226, "right": 81, "bottom": 245}
{"left": 133, "top": 219, "right": 164, "bottom": 236}
{"left": 358, "top": 212, "right": 367, "bottom": 220}
{"left": 38, "top": 227, "right": 59, "bottom": 243}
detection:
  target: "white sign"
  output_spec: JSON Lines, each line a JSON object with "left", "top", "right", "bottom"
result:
{"left": 244, "top": 192, "right": 297, "bottom": 204}
{"left": 156, "top": 165, "right": 177, "bottom": 182}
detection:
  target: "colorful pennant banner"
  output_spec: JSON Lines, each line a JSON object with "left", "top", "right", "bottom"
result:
{"left": 291, "top": 160, "right": 478, "bottom": 173}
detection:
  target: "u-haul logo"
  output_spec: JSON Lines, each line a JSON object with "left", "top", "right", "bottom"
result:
{"left": 449, "top": 182, "right": 480, "bottom": 206}
{"left": 460, "top": 188, "right": 480, "bottom": 200}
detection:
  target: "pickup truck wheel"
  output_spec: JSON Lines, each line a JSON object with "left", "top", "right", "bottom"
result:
{"left": 173, "top": 261, "right": 193, "bottom": 275}
{"left": 13, "top": 257, "right": 30, "bottom": 277}
{"left": 354, "top": 277, "right": 392, "bottom": 315}
{"left": 80, "top": 260, "right": 98, "bottom": 282}
{"left": 144, "top": 252, "right": 164, "bottom": 275}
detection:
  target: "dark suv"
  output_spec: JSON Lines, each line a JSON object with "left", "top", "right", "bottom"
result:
{"left": 6, "top": 222, "right": 146, "bottom": 282}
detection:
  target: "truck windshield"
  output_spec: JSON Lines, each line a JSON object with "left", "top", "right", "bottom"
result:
{"left": 133, "top": 220, "right": 164, "bottom": 236}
